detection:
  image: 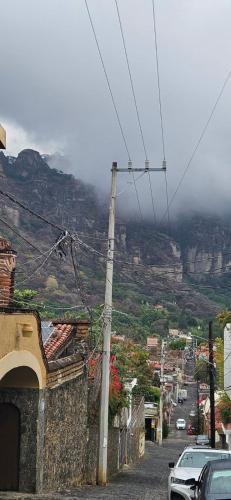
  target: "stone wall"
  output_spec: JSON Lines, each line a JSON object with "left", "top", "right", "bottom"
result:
{"left": 0, "top": 388, "right": 39, "bottom": 492}
{"left": 40, "top": 374, "right": 88, "bottom": 492}
{"left": 85, "top": 392, "right": 145, "bottom": 484}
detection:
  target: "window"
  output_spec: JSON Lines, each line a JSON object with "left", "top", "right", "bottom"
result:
{"left": 209, "top": 470, "right": 231, "bottom": 494}
{"left": 178, "top": 452, "right": 231, "bottom": 468}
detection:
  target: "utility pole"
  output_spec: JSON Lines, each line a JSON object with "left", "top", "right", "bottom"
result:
{"left": 158, "top": 339, "right": 164, "bottom": 446}
{"left": 98, "top": 162, "right": 117, "bottom": 485}
{"left": 209, "top": 320, "right": 215, "bottom": 448}
{"left": 197, "top": 379, "right": 200, "bottom": 434}
{"left": 98, "top": 161, "right": 165, "bottom": 484}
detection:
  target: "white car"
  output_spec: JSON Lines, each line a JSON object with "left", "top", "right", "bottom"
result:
{"left": 168, "top": 446, "right": 231, "bottom": 500}
{"left": 176, "top": 418, "right": 186, "bottom": 430}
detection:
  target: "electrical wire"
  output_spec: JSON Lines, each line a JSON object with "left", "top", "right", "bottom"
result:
{"left": 152, "top": 0, "right": 166, "bottom": 160}
{"left": 70, "top": 239, "right": 93, "bottom": 321}
{"left": 0, "top": 216, "right": 44, "bottom": 254}
{"left": 13, "top": 233, "right": 69, "bottom": 288}
{"left": 161, "top": 66, "right": 231, "bottom": 221}
{"left": 114, "top": 0, "right": 152, "bottom": 221}
{"left": 151, "top": 0, "right": 170, "bottom": 228}
{"left": 84, "top": 0, "right": 131, "bottom": 160}
{"left": 164, "top": 170, "right": 170, "bottom": 228}
{"left": 0, "top": 189, "right": 64, "bottom": 232}
{"left": 147, "top": 171, "right": 157, "bottom": 223}
{"left": 132, "top": 171, "right": 143, "bottom": 221}
{"left": 114, "top": 0, "right": 148, "bottom": 160}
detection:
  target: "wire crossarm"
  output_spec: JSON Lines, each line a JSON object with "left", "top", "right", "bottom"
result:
{"left": 116, "top": 167, "right": 166, "bottom": 172}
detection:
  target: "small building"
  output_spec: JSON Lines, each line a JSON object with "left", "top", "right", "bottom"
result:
{"left": 146, "top": 337, "right": 159, "bottom": 350}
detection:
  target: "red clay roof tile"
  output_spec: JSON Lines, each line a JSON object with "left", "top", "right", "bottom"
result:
{"left": 44, "top": 323, "right": 74, "bottom": 360}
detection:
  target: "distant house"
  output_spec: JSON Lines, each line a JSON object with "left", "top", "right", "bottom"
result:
{"left": 169, "top": 328, "right": 181, "bottom": 338}
{"left": 147, "top": 337, "right": 159, "bottom": 350}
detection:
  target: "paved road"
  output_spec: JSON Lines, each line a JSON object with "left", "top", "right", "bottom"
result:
{"left": 0, "top": 380, "right": 197, "bottom": 500}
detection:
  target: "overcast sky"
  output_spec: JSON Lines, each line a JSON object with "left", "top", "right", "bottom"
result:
{"left": 1, "top": 0, "right": 231, "bottom": 220}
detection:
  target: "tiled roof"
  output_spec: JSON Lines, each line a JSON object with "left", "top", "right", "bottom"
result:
{"left": 44, "top": 323, "right": 74, "bottom": 360}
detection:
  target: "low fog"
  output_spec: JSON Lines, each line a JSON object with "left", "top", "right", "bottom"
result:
{"left": 1, "top": 0, "right": 231, "bottom": 220}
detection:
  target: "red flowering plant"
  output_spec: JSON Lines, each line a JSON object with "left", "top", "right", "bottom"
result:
{"left": 109, "top": 354, "right": 129, "bottom": 420}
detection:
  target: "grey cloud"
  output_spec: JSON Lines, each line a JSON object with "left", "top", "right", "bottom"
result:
{"left": 1, "top": 0, "right": 231, "bottom": 219}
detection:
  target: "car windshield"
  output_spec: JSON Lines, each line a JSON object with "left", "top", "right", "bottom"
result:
{"left": 178, "top": 452, "right": 230, "bottom": 468}
{"left": 177, "top": 420, "right": 185, "bottom": 423}
{"left": 210, "top": 470, "right": 231, "bottom": 494}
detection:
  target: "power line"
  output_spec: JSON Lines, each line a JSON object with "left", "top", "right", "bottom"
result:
{"left": 161, "top": 66, "right": 231, "bottom": 221}
{"left": 151, "top": 0, "right": 170, "bottom": 228}
{"left": 0, "top": 189, "right": 64, "bottom": 232}
{"left": 70, "top": 239, "right": 93, "bottom": 321}
{"left": 164, "top": 170, "right": 170, "bottom": 228}
{"left": 84, "top": 0, "right": 131, "bottom": 160}
{"left": 0, "top": 216, "right": 44, "bottom": 254}
{"left": 147, "top": 170, "right": 157, "bottom": 223}
{"left": 151, "top": 0, "right": 166, "bottom": 160}
{"left": 114, "top": 0, "right": 148, "bottom": 160}
{"left": 132, "top": 171, "right": 143, "bottom": 221}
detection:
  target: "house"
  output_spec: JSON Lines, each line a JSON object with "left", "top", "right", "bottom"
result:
{"left": 0, "top": 236, "right": 90, "bottom": 493}
{"left": 146, "top": 337, "right": 159, "bottom": 349}
{"left": 0, "top": 236, "right": 145, "bottom": 493}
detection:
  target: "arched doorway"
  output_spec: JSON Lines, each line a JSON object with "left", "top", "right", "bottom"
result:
{"left": 0, "top": 366, "right": 40, "bottom": 492}
{"left": 0, "top": 403, "right": 20, "bottom": 490}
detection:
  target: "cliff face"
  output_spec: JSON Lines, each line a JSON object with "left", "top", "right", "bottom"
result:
{"left": 0, "top": 149, "right": 100, "bottom": 233}
{"left": 0, "top": 149, "right": 229, "bottom": 318}
{"left": 173, "top": 216, "right": 231, "bottom": 280}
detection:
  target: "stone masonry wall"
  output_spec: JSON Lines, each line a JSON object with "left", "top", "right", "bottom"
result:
{"left": 41, "top": 374, "right": 88, "bottom": 492}
{"left": 0, "top": 388, "right": 39, "bottom": 492}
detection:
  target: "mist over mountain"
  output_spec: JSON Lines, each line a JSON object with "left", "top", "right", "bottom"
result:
{"left": 0, "top": 149, "right": 230, "bottom": 328}
{"left": 1, "top": 1, "right": 231, "bottom": 221}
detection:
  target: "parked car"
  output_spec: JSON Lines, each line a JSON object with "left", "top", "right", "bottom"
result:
{"left": 168, "top": 446, "right": 231, "bottom": 500}
{"left": 189, "top": 410, "right": 196, "bottom": 417}
{"left": 186, "top": 458, "right": 231, "bottom": 499}
{"left": 176, "top": 418, "right": 186, "bottom": 430}
{"left": 196, "top": 435, "right": 210, "bottom": 446}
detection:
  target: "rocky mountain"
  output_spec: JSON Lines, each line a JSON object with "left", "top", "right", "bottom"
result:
{"left": 0, "top": 149, "right": 230, "bottom": 323}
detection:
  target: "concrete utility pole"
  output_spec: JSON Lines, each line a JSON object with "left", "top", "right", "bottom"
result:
{"left": 98, "top": 162, "right": 117, "bottom": 485}
{"left": 209, "top": 320, "right": 215, "bottom": 448}
{"left": 98, "top": 161, "right": 165, "bottom": 485}
{"left": 158, "top": 339, "right": 164, "bottom": 446}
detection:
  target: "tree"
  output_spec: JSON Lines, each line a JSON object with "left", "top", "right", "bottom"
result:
{"left": 169, "top": 338, "right": 186, "bottom": 350}
{"left": 215, "top": 338, "right": 224, "bottom": 390}
{"left": 14, "top": 288, "right": 38, "bottom": 306}
{"left": 217, "top": 392, "right": 231, "bottom": 424}
{"left": 217, "top": 310, "right": 231, "bottom": 328}
{"left": 194, "top": 359, "right": 209, "bottom": 383}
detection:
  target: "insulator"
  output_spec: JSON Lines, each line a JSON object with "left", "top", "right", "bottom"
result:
{"left": 145, "top": 160, "right": 149, "bottom": 170}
